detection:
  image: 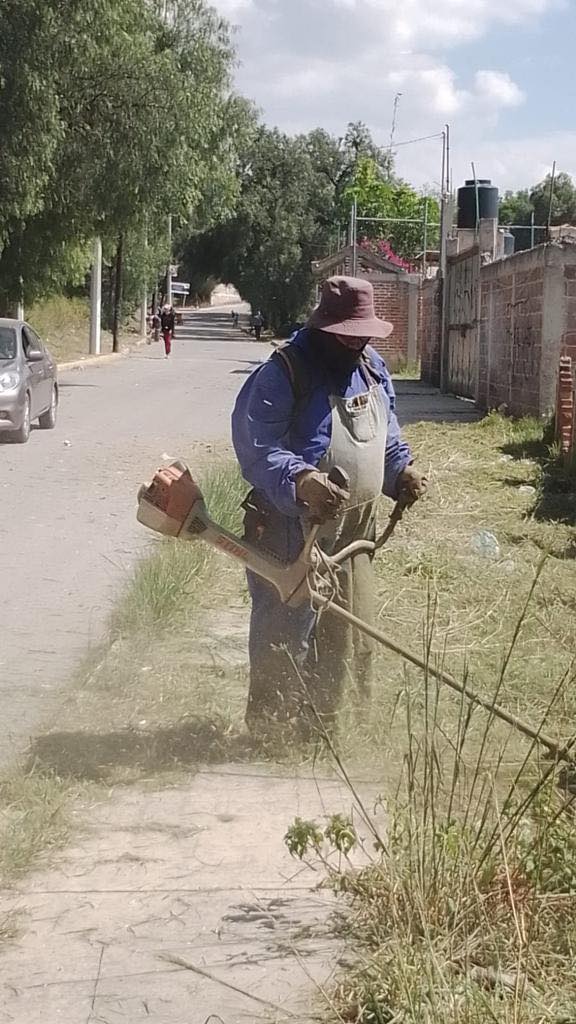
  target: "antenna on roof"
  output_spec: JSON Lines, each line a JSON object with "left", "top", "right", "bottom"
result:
{"left": 387, "top": 93, "right": 402, "bottom": 175}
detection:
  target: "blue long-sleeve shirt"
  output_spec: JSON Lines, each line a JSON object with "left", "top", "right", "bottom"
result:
{"left": 232, "top": 329, "right": 412, "bottom": 518}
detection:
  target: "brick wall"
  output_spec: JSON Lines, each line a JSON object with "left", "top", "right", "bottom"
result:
{"left": 478, "top": 248, "right": 545, "bottom": 416}
{"left": 477, "top": 243, "right": 576, "bottom": 417}
{"left": 369, "top": 274, "right": 419, "bottom": 369}
{"left": 420, "top": 278, "right": 442, "bottom": 386}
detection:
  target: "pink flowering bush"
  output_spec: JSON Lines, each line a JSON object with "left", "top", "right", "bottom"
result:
{"left": 359, "top": 237, "right": 415, "bottom": 273}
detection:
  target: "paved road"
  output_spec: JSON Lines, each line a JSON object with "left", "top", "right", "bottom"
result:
{"left": 0, "top": 306, "right": 262, "bottom": 767}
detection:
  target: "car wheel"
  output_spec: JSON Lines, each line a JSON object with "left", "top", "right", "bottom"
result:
{"left": 13, "top": 394, "right": 31, "bottom": 444}
{"left": 39, "top": 385, "right": 58, "bottom": 430}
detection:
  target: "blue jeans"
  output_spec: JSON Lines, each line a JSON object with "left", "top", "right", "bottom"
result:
{"left": 244, "top": 498, "right": 315, "bottom": 722}
{"left": 243, "top": 492, "right": 378, "bottom": 726}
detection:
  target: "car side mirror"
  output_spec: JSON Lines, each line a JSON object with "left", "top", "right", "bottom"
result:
{"left": 27, "top": 350, "right": 44, "bottom": 363}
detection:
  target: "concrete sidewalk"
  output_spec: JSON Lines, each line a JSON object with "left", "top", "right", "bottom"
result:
{"left": 0, "top": 767, "right": 380, "bottom": 1023}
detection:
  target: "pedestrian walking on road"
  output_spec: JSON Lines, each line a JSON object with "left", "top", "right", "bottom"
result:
{"left": 232, "top": 276, "right": 427, "bottom": 731}
{"left": 149, "top": 308, "right": 161, "bottom": 344}
{"left": 252, "top": 310, "right": 264, "bottom": 341}
{"left": 160, "top": 304, "right": 175, "bottom": 358}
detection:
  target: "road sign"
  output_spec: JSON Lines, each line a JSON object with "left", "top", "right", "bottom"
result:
{"left": 172, "top": 281, "right": 190, "bottom": 295}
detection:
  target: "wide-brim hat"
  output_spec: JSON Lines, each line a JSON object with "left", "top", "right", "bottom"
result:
{"left": 308, "top": 275, "right": 393, "bottom": 339}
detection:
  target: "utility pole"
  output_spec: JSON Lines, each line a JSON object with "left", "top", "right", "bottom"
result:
{"left": 439, "top": 127, "right": 449, "bottom": 277}
{"left": 439, "top": 126, "right": 452, "bottom": 392}
{"left": 140, "top": 220, "right": 148, "bottom": 339}
{"left": 89, "top": 237, "right": 102, "bottom": 355}
{"left": 166, "top": 214, "right": 173, "bottom": 306}
{"left": 422, "top": 197, "right": 429, "bottom": 281}
{"left": 547, "top": 160, "right": 557, "bottom": 239}
{"left": 112, "top": 233, "right": 124, "bottom": 354}
{"left": 352, "top": 196, "right": 358, "bottom": 276}
{"left": 140, "top": 288, "right": 148, "bottom": 338}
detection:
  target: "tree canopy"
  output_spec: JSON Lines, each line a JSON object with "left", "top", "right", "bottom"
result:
{"left": 344, "top": 156, "right": 439, "bottom": 261}
{"left": 180, "top": 126, "right": 339, "bottom": 330}
{"left": 0, "top": 0, "right": 248, "bottom": 314}
{"left": 499, "top": 171, "right": 576, "bottom": 251}
{"left": 179, "top": 122, "right": 435, "bottom": 330}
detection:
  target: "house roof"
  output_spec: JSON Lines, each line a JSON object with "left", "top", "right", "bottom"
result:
{"left": 311, "top": 244, "right": 408, "bottom": 278}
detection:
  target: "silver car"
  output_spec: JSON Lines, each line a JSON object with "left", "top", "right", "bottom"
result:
{"left": 0, "top": 319, "right": 58, "bottom": 443}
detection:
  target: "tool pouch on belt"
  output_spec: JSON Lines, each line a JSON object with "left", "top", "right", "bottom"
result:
{"left": 241, "top": 489, "right": 272, "bottom": 543}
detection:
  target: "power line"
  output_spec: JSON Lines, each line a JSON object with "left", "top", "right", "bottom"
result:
{"left": 392, "top": 131, "right": 444, "bottom": 149}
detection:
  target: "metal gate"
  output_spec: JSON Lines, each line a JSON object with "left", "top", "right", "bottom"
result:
{"left": 444, "top": 247, "right": 480, "bottom": 399}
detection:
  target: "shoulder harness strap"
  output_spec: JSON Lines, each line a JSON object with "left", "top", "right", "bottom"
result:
{"left": 270, "top": 343, "right": 312, "bottom": 405}
{"left": 361, "top": 349, "right": 384, "bottom": 386}
{"left": 272, "top": 343, "right": 381, "bottom": 400}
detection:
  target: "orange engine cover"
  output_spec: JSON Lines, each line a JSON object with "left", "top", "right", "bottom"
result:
{"left": 143, "top": 464, "right": 205, "bottom": 529}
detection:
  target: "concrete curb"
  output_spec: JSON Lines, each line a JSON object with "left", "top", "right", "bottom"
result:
{"left": 58, "top": 339, "right": 146, "bottom": 372}
{"left": 58, "top": 352, "right": 123, "bottom": 371}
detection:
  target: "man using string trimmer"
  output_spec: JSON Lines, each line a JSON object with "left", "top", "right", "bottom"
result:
{"left": 231, "top": 276, "right": 427, "bottom": 730}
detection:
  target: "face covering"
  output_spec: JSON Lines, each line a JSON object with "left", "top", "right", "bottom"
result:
{"left": 309, "top": 329, "right": 369, "bottom": 377}
{"left": 335, "top": 334, "right": 371, "bottom": 351}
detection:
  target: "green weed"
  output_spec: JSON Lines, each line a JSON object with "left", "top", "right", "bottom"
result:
{"left": 391, "top": 358, "right": 421, "bottom": 379}
{"left": 0, "top": 773, "right": 77, "bottom": 882}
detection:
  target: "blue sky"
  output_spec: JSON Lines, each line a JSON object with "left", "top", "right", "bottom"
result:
{"left": 450, "top": 2, "right": 573, "bottom": 136}
{"left": 213, "top": 0, "right": 575, "bottom": 192}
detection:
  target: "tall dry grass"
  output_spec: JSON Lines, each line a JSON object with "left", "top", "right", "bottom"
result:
{"left": 286, "top": 579, "right": 576, "bottom": 1023}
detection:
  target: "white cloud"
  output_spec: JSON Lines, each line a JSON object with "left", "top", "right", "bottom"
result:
{"left": 450, "top": 132, "right": 576, "bottom": 191}
{"left": 212, "top": 0, "right": 563, "bottom": 189}
{"left": 474, "top": 70, "right": 524, "bottom": 108}
{"left": 217, "top": 0, "right": 555, "bottom": 53}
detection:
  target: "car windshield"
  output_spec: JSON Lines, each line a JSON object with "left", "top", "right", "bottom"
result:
{"left": 0, "top": 327, "right": 17, "bottom": 361}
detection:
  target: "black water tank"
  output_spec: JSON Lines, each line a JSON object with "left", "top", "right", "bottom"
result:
{"left": 457, "top": 179, "right": 499, "bottom": 228}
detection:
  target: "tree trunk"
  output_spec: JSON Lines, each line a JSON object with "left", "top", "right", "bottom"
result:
{"left": 0, "top": 302, "right": 21, "bottom": 318}
{"left": 112, "top": 233, "right": 124, "bottom": 353}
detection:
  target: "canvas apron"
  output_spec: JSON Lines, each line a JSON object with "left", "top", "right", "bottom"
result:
{"left": 307, "top": 363, "right": 388, "bottom": 721}
{"left": 244, "top": 364, "right": 388, "bottom": 726}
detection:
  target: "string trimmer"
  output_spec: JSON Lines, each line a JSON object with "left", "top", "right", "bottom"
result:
{"left": 137, "top": 461, "right": 572, "bottom": 765}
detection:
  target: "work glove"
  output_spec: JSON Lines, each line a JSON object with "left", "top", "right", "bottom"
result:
{"left": 295, "top": 469, "right": 350, "bottom": 523}
{"left": 396, "top": 465, "right": 428, "bottom": 508}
